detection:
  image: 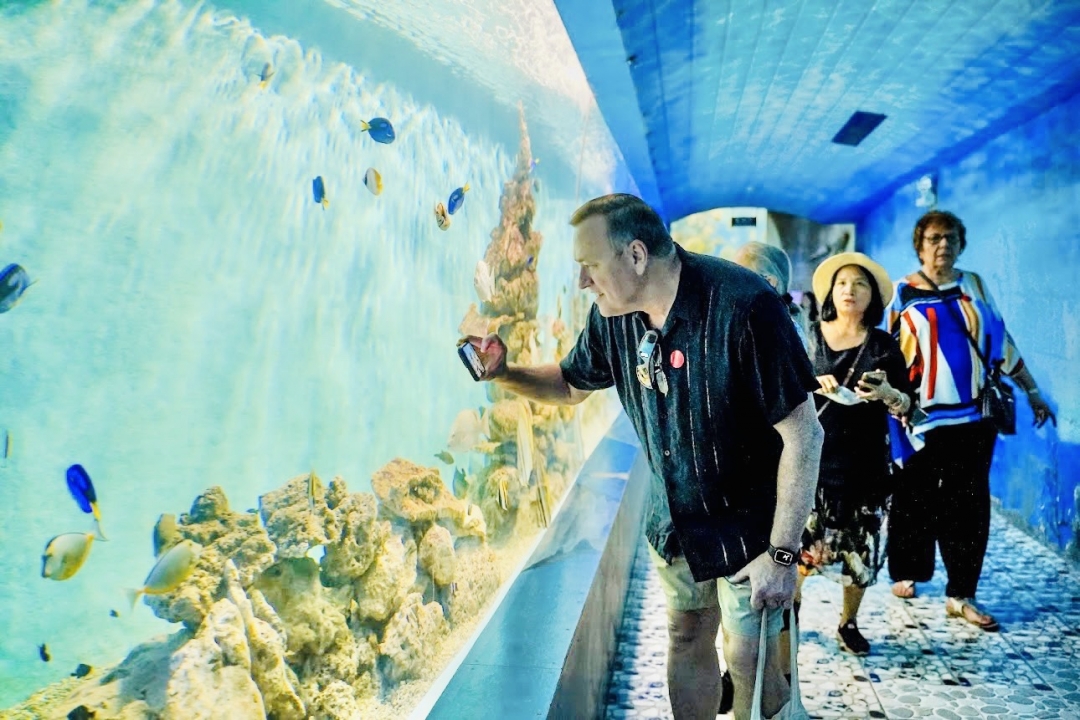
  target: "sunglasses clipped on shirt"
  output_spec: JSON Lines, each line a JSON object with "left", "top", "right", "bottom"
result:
{"left": 636, "top": 329, "right": 669, "bottom": 395}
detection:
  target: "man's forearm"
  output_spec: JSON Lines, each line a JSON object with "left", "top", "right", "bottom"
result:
{"left": 770, "top": 407, "right": 824, "bottom": 550}
{"left": 494, "top": 363, "right": 579, "bottom": 405}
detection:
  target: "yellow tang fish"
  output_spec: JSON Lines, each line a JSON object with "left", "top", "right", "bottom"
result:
{"left": 42, "top": 532, "right": 96, "bottom": 581}
{"left": 126, "top": 539, "right": 203, "bottom": 609}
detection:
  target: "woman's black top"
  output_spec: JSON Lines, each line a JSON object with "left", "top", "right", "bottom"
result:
{"left": 810, "top": 323, "right": 910, "bottom": 503}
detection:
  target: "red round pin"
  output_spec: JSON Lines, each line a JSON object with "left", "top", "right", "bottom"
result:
{"left": 669, "top": 349, "right": 685, "bottom": 369}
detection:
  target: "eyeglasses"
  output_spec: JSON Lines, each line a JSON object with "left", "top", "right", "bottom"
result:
{"left": 923, "top": 232, "right": 960, "bottom": 246}
{"left": 636, "top": 330, "right": 669, "bottom": 395}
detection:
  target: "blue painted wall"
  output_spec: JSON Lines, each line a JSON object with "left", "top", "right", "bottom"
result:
{"left": 856, "top": 89, "right": 1080, "bottom": 557}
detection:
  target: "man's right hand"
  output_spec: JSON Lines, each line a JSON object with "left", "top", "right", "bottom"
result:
{"left": 464, "top": 333, "right": 508, "bottom": 380}
{"left": 728, "top": 552, "right": 798, "bottom": 610}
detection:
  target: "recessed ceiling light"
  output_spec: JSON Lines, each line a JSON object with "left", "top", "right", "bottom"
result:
{"left": 832, "top": 111, "right": 887, "bottom": 147}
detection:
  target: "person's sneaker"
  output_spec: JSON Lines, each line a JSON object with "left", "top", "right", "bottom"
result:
{"left": 837, "top": 619, "right": 870, "bottom": 656}
{"left": 718, "top": 669, "right": 734, "bottom": 714}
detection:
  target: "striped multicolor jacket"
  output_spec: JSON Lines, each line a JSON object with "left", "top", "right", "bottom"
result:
{"left": 888, "top": 270, "right": 1023, "bottom": 435}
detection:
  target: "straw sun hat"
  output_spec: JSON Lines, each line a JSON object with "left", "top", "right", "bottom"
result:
{"left": 812, "top": 252, "right": 895, "bottom": 308}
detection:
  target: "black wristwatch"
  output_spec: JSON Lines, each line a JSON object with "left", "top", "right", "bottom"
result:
{"left": 767, "top": 544, "right": 797, "bottom": 566}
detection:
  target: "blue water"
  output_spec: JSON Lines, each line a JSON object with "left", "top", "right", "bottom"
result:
{"left": 0, "top": 0, "right": 631, "bottom": 708}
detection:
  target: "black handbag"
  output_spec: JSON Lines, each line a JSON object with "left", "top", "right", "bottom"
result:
{"left": 980, "top": 362, "right": 1016, "bottom": 435}
{"left": 918, "top": 272, "right": 1016, "bottom": 435}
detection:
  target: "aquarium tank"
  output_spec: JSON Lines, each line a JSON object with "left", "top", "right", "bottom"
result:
{"left": 0, "top": 0, "right": 634, "bottom": 717}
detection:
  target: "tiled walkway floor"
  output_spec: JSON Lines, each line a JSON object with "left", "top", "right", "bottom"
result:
{"left": 605, "top": 513, "right": 1080, "bottom": 719}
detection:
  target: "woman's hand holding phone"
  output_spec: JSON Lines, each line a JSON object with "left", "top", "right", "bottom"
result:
{"left": 856, "top": 369, "right": 894, "bottom": 402}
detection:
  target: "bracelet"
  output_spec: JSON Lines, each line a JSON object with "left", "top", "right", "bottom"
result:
{"left": 885, "top": 391, "right": 908, "bottom": 412}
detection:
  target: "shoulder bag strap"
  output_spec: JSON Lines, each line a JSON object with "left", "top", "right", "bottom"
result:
{"left": 916, "top": 271, "right": 992, "bottom": 380}
{"left": 750, "top": 611, "right": 768, "bottom": 720}
{"left": 815, "top": 328, "right": 871, "bottom": 418}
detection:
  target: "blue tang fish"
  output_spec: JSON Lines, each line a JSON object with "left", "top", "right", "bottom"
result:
{"left": 0, "top": 263, "right": 33, "bottom": 313}
{"left": 360, "top": 117, "right": 395, "bottom": 144}
{"left": 67, "top": 464, "right": 107, "bottom": 539}
{"left": 312, "top": 176, "right": 328, "bottom": 209}
{"left": 447, "top": 183, "right": 470, "bottom": 215}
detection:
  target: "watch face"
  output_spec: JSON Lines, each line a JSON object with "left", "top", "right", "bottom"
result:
{"left": 773, "top": 548, "right": 795, "bottom": 565}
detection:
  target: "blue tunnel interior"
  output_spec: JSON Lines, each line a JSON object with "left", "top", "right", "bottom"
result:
{"left": 554, "top": 0, "right": 1080, "bottom": 557}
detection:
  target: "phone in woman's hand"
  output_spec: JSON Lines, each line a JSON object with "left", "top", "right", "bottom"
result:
{"left": 860, "top": 370, "right": 885, "bottom": 387}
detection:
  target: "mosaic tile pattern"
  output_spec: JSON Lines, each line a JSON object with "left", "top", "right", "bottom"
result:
{"left": 604, "top": 513, "right": 1080, "bottom": 719}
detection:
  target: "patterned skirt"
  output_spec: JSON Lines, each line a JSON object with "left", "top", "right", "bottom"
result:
{"left": 798, "top": 486, "right": 886, "bottom": 589}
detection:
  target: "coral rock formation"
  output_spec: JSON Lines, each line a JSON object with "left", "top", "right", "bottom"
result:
{"left": 162, "top": 599, "right": 266, "bottom": 720}
{"left": 320, "top": 482, "right": 387, "bottom": 587}
{"left": 445, "top": 544, "right": 501, "bottom": 627}
{"left": 378, "top": 593, "right": 450, "bottom": 683}
{"left": 418, "top": 524, "right": 457, "bottom": 588}
{"left": 223, "top": 562, "right": 305, "bottom": 720}
{"left": 259, "top": 473, "right": 339, "bottom": 559}
{"left": 371, "top": 457, "right": 485, "bottom": 539}
{"left": 147, "top": 486, "right": 276, "bottom": 629}
{"left": 351, "top": 533, "right": 417, "bottom": 624}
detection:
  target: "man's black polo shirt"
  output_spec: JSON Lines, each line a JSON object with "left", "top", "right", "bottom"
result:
{"left": 560, "top": 245, "right": 817, "bottom": 582}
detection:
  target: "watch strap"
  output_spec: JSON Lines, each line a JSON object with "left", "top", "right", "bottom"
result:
{"left": 767, "top": 544, "right": 797, "bottom": 566}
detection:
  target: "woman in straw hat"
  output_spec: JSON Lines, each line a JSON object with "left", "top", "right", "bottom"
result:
{"left": 794, "top": 252, "right": 912, "bottom": 657}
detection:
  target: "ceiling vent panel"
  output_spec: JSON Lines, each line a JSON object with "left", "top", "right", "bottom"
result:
{"left": 831, "top": 111, "right": 887, "bottom": 147}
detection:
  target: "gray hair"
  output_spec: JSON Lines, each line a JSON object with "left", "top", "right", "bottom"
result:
{"left": 732, "top": 242, "right": 792, "bottom": 295}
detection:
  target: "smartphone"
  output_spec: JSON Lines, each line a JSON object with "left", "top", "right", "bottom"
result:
{"left": 861, "top": 371, "right": 884, "bottom": 386}
{"left": 457, "top": 339, "right": 486, "bottom": 381}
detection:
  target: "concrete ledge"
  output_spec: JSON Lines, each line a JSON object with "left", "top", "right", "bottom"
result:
{"left": 427, "top": 413, "right": 647, "bottom": 719}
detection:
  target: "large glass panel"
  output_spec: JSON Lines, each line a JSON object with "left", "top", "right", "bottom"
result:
{"left": 0, "top": 1, "right": 628, "bottom": 716}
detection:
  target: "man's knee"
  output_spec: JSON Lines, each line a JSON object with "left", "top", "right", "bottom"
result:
{"left": 667, "top": 606, "right": 719, "bottom": 654}
{"left": 723, "top": 631, "right": 760, "bottom": 680}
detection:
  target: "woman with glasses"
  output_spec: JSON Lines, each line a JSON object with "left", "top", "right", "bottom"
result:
{"left": 795, "top": 252, "right": 911, "bottom": 657}
{"left": 886, "top": 210, "right": 1056, "bottom": 631}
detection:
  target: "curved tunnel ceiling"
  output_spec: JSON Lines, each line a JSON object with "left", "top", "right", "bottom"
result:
{"left": 553, "top": 0, "right": 1080, "bottom": 224}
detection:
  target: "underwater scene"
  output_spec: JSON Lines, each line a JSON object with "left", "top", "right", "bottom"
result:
{"left": 0, "top": 0, "right": 634, "bottom": 717}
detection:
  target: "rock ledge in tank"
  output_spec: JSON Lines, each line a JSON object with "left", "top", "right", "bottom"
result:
{"left": 5, "top": 469, "right": 499, "bottom": 720}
